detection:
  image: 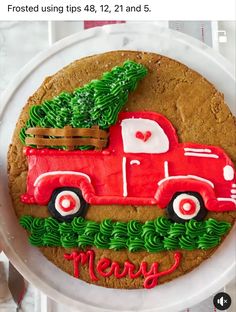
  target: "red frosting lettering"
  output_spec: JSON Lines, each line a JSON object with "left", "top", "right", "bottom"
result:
{"left": 97, "top": 258, "right": 113, "bottom": 277}
{"left": 64, "top": 250, "right": 98, "bottom": 281}
{"left": 64, "top": 250, "right": 182, "bottom": 289}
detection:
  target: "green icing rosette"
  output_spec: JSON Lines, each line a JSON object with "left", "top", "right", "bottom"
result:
{"left": 127, "top": 220, "right": 142, "bottom": 237}
{"left": 58, "top": 222, "right": 74, "bottom": 235}
{"left": 31, "top": 218, "right": 45, "bottom": 236}
{"left": 44, "top": 217, "right": 60, "bottom": 233}
{"left": 84, "top": 221, "right": 100, "bottom": 236}
{"left": 61, "top": 233, "right": 78, "bottom": 248}
{"left": 144, "top": 233, "right": 164, "bottom": 252}
{"left": 154, "top": 216, "right": 171, "bottom": 236}
{"left": 29, "top": 234, "right": 44, "bottom": 247}
{"left": 109, "top": 237, "right": 127, "bottom": 250}
{"left": 71, "top": 217, "right": 86, "bottom": 234}
{"left": 127, "top": 237, "right": 145, "bottom": 252}
{"left": 205, "top": 218, "right": 231, "bottom": 236}
{"left": 168, "top": 223, "right": 186, "bottom": 237}
{"left": 43, "top": 232, "right": 62, "bottom": 247}
{"left": 185, "top": 219, "right": 206, "bottom": 237}
{"left": 100, "top": 219, "right": 114, "bottom": 236}
{"left": 94, "top": 232, "right": 110, "bottom": 249}
{"left": 78, "top": 234, "right": 94, "bottom": 248}
{"left": 112, "top": 221, "right": 128, "bottom": 238}
{"left": 163, "top": 236, "right": 180, "bottom": 250}
{"left": 141, "top": 220, "right": 156, "bottom": 238}
{"left": 19, "top": 215, "right": 34, "bottom": 231}
{"left": 179, "top": 235, "right": 198, "bottom": 250}
{"left": 197, "top": 234, "right": 221, "bottom": 249}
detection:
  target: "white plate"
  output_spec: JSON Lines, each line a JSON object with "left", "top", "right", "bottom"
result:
{"left": 0, "top": 23, "right": 235, "bottom": 312}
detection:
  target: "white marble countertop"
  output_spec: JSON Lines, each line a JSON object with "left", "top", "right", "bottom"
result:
{"left": 0, "top": 21, "right": 235, "bottom": 312}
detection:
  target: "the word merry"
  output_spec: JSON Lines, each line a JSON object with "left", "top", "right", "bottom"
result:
{"left": 64, "top": 250, "right": 182, "bottom": 289}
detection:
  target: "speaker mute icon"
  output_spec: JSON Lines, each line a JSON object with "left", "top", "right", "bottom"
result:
{"left": 214, "top": 292, "right": 231, "bottom": 310}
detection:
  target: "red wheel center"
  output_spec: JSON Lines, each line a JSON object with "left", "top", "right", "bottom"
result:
{"left": 179, "top": 198, "right": 196, "bottom": 215}
{"left": 58, "top": 195, "right": 76, "bottom": 212}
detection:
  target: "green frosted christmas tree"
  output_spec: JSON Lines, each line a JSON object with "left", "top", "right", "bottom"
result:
{"left": 20, "top": 60, "right": 147, "bottom": 148}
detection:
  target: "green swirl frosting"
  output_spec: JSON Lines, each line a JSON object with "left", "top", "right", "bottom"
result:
{"left": 44, "top": 217, "right": 60, "bottom": 233}
{"left": 94, "top": 232, "right": 110, "bottom": 249}
{"left": 168, "top": 223, "right": 186, "bottom": 237}
{"left": 20, "top": 216, "right": 232, "bottom": 252}
{"left": 185, "top": 219, "right": 206, "bottom": 237}
{"left": 142, "top": 220, "right": 156, "bottom": 238}
{"left": 71, "top": 217, "right": 86, "bottom": 234}
{"left": 78, "top": 234, "right": 94, "bottom": 248}
{"left": 31, "top": 218, "right": 45, "bottom": 235}
{"left": 163, "top": 237, "right": 180, "bottom": 250}
{"left": 29, "top": 234, "right": 44, "bottom": 246}
{"left": 61, "top": 233, "right": 78, "bottom": 248}
{"left": 154, "top": 217, "right": 171, "bottom": 236}
{"left": 179, "top": 235, "right": 198, "bottom": 250}
{"left": 205, "top": 219, "right": 231, "bottom": 236}
{"left": 197, "top": 234, "right": 221, "bottom": 249}
{"left": 20, "top": 60, "right": 148, "bottom": 149}
{"left": 144, "top": 233, "right": 164, "bottom": 252}
{"left": 127, "top": 220, "right": 142, "bottom": 237}
{"left": 59, "top": 222, "right": 74, "bottom": 235}
{"left": 127, "top": 237, "right": 144, "bottom": 252}
{"left": 44, "top": 232, "right": 61, "bottom": 246}
{"left": 112, "top": 222, "right": 128, "bottom": 238}
{"left": 110, "top": 237, "right": 127, "bottom": 250}
{"left": 100, "top": 219, "right": 114, "bottom": 236}
{"left": 84, "top": 221, "right": 100, "bottom": 236}
{"left": 19, "top": 215, "right": 33, "bottom": 230}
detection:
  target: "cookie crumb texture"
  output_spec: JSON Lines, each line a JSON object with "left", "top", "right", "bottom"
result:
{"left": 8, "top": 51, "right": 236, "bottom": 289}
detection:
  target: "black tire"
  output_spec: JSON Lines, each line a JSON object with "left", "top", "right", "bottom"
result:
{"left": 48, "top": 187, "right": 88, "bottom": 222}
{"left": 166, "top": 191, "right": 208, "bottom": 223}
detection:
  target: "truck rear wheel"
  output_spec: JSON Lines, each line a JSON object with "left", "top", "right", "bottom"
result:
{"left": 48, "top": 187, "right": 88, "bottom": 222}
{"left": 167, "top": 192, "right": 207, "bottom": 223}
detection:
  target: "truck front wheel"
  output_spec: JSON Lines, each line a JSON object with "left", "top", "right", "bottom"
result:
{"left": 48, "top": 187, "right": 88, "bottom": 222}
{"left": 167, "top": 192, "right": 207, "bottom": 223}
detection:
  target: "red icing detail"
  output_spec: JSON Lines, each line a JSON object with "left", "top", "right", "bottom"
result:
{"left": 64, "top": 250, "right": 98, "bottom": 281}
{"left": 64, "top": 250, "right": 182, "bottom": 289}
{"left": 179, "top": 198, "right": 196, "bottom": 215}
{"left": 20, "top": 193, "right": 36, "bottom": 204}
{"left": 58, "top": 194, "right": 76, "bottom": 212}
{"left": 135, "top": 130, "right": 152, "bottom": 142}
{"left": 21, "top": 111, "right": 236, "bottom": 213}
{"left": 143, "top": 252, "right": 182, "bottom": 289}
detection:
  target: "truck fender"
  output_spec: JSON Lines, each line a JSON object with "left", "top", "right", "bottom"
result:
{"left": 154, "top": 178, "right": 218, "bottom": 211}
{"left": 33, "top": 171, "right": 95, "bottom": 205}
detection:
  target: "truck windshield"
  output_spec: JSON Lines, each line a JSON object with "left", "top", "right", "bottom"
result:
{"left": 121, "top": 118, "right": 169, "bottom": 154}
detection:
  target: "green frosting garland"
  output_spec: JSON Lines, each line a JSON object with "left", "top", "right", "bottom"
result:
{"left": 19, "top": 216, "right": 232, "bottom": 252}
{"left": 20, "top": 60, "right": 148, "bottom": 149}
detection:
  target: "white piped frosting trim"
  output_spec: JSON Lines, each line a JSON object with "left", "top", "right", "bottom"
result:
{"left": 173, "top": 193, "right": 200, "bottom": 220}
{"left": 55, "top": 190, "right": 81, "bottom": 216}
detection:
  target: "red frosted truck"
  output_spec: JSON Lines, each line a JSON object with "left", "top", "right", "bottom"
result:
{"left": 21, "top": 111, "right": 236, "bottom": 222}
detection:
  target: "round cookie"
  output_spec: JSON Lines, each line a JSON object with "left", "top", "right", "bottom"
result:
{"left": 8, "top": 51, "right": 236, "bottom": 289}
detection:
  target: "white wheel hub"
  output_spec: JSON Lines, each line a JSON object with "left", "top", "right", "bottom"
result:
{"left": 173, "top": 193, "right": 201, "bottom": 220}
{"left": 55, "top": 190, "right": 81, "bottom": 216}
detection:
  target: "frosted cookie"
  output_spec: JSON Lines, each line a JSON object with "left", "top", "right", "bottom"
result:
{"left": 8, "top": 51, "right": 236, "bottom": 289}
